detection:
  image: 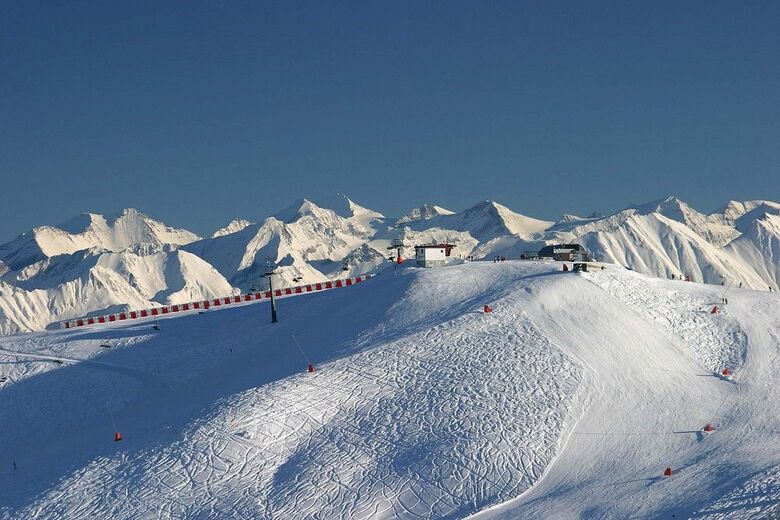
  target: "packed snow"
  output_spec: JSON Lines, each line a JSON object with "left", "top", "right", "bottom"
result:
{"left": 0, "top": 260, "right": 778, "bottom": 519}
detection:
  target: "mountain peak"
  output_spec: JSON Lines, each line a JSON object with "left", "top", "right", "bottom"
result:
{"left": 56, "top": 213, "right": 104, "bottom": 234}
{"left": 412, "top": 200, "right": 553, "bottom": 241}
{"left": 558, "top": 213, "right": 586, "bottom": 223}
{"left": 631, "top": 196, "right": 692, "bottom": 216}
{"left": 718, "top": 200, "right": 778, "bottom": 224}
{"left": 211, "top": 219, "right": 255, "bottom": 238}
{"left": 471, "top": 200, "right": 501, "bottom": 211}
{"left": 104, "top": 207, "right": 148, "bottom": 223}
{"left": 274, "top": 195, "right": 384, "bottom": 226}
{"left": 0, "top": 209, "right": 200, "bottom": 271}
{"left": 56, "top": 208, "right": 150, "bottom": 234}
{"left": 315, "top": 194, "right": 384, "bottom": 220}
{"left": 397, "top": 204, "right": 455, "bottom": 224}
{"left": 274, "top": 198, "right": 334, "bottom": 223}
{"left": 732, "top": 201, "right": 780, "bottom": 234}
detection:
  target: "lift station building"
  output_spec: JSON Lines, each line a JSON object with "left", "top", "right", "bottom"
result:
{"left": 538, "top": 243, "right": 591, "bottom": 262}
{"left": 415, "top": 243, "right": 456, "bottom": 268}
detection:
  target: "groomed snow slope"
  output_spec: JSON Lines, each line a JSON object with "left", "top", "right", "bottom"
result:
{"left": 0, "top": 261, "right": 777, "bottom": 519}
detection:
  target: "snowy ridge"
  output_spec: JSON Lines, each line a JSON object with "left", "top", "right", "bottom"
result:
{"left": 0, "top": 208, "right": 198, "bottom": 271}
{"left": 0, "top": 261, "right": 777, "bottom": 518}
{"left": 631, "top": 196, "right": 741, "bottom": 247}
{"left": 210, "top": 219, "right": 254, "bottom": 238}
{"left": 1, "top": 195, "right": 779, "bottom": 335}
{"left": 396, "top": 204, "right": 456, "bottom": 224}
{"left": 0, "top": 249, "right": 233, "bottom": 335}
{"left": 725, "top": 212, "right": 780, "bottom": 288}
{"left": 403, "top": 200, "right": 553, "bottom": 242}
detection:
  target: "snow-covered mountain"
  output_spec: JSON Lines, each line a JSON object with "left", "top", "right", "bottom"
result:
{"left": 630, "top": 196, "right": 741, "bottom": 247}
{"left": 0, "top": 195, "right": 778, "bottom": 334}
{"left": 0, "top": 248, "right": 234, "bottom": 336}
{"left": 0, "top": 208, "right": 198, "bottom": 271}
{"left": 724, "top": 205, "right": 780, "bottom": 289}
{"left": 404, "top": 200, "right": 553, "bottom": 242}
{"left": 567, "top": 198, "right": 780, "bottom": 288}
{"left": 396, "top": 203, "right": 455, "bottom": 224}
{"left": 185, "top": 196, "right": 381, "bottom": 290}
{"left": 275, "top": 193, "right": 385, "bottom": 232}
{"left": 210, "top": 219, "right": 254, "bottom": 238}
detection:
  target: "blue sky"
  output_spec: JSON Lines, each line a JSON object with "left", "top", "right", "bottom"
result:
{"left": 1, "top": 1, "right": 778, "bottom": 241}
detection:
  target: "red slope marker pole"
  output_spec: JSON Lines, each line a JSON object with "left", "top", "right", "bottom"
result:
{"left": 292, "top": 334, "right": 316, "bottom": 374}
{"left": 106, "top": 401, "right": 122, "bottom": 442}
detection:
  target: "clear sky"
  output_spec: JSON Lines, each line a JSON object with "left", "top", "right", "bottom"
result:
{"left": 1, "top": 1, "right": 778, "bottom": 241}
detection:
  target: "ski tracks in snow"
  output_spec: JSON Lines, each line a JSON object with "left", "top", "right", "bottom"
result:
{"left": 14, "top": 280, "right": 582, "bottom": 519}
{"left": 0, "top": 332, "right": 150, "bottom": 387}
{"left": 692, "top": 464, "right": 780, "bottom": 519}
{"left": 585, "top": 270, "right": 747, "bottom": 373}
{"left": 9, "top": 263, "right": 774, "bottom": 519}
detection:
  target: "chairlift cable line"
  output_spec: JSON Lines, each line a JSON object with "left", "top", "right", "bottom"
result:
{"left": 105, "top": 400, "right": 119, "bottom": 432}
{"left": 291, "top": 333, "right": 312, "bottom": 365}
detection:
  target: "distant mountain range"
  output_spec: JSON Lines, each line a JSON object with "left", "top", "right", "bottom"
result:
{"left": 1, "top": 195, "right": 778, "bottom": 335}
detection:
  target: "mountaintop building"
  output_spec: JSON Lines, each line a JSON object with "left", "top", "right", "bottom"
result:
{"left": 538, "top": 243, "right": 591, "bottom": 262}
{"left": 415, "top": 243, "right": 456, "bottom": 268}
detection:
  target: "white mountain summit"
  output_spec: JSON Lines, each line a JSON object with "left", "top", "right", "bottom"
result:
{"left": 396, "top": 204, "right": 456, "bottom": 224}
{"left": 0, "top": 208, "right": 199, "bottom": 271}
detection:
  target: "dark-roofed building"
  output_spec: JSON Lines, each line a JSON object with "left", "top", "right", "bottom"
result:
{"left": 538, "top": 243, "right": 591, "bottom": 262}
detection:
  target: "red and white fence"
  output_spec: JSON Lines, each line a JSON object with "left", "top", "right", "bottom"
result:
{"left": 61, "top": 275, "right": 374, "bottom": 330}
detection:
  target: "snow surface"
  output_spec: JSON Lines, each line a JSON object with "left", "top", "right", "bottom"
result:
{"left": 1, "top": 260, "right": 778, "bottom": 519}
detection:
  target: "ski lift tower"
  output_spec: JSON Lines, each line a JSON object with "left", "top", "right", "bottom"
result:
{"left": 387, "top": 238, "right": 408, "bottom": 264}
{"left": 264, "top": 261, "right": 279, "bottom": 323}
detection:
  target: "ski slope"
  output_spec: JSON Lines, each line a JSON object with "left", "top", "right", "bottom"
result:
{"left": 0, "top": 261, "right": 778, "bottom": 519}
